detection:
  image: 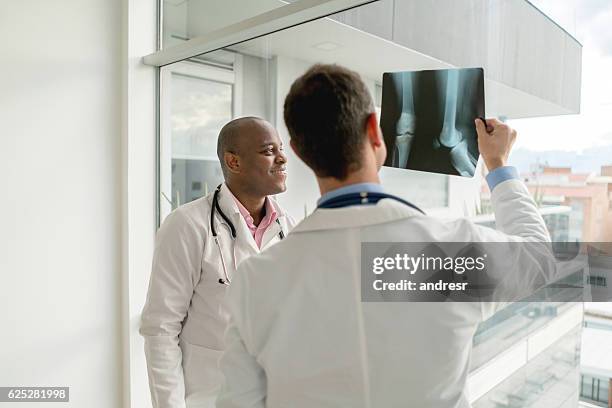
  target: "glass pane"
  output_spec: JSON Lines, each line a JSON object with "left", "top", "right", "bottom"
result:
{"left": 170, "top": 73, "right": 232, "bottom": 208}
{"left": 471, "top": 302, "right": 579, "bottom": 372}
{"left": 159, "top": 1, "right": 612, "bottom": 407}
{"left": 473, "top": 327, "right": 581, "bottom": 408}
{"left": 381, "top": 167, "right": 448, "bottom": 209}
{"left": 162, "top": 0, "right": 284, "bottom": 48}
{"left": 171, "top": 74, "right": 232, "bottom": 158}
{"left": 598, "top": 376, "right": 609, "bottom": 404}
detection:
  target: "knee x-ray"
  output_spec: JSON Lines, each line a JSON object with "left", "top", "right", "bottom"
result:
{"left": 380, "top": 68, "right": 484, "bottom": 177}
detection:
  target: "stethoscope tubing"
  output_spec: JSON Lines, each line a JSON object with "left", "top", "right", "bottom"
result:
{"left": 211, "top": 185, "right": 236, "bottom": 239}
{"left": 210, "top": 184, "right": 285, "bottom": 285}
{"left": 317, "top": 191, "right": 425, "bottom": 214}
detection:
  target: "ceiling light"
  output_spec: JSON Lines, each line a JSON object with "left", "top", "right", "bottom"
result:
{"left": 313, "top": 42, "right": 342, "bottom": 51}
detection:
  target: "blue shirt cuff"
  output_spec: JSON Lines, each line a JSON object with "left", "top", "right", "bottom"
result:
{"left": 486, "top": 166, "right": 519, "bottom": 191}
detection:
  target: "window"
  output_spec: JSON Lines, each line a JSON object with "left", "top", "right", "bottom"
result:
{"left": 161, "top": 0, "right": 284, "bottom": 48}
{"left": 470, "top": 1, "right": 612, "bottom": 405}
{"left": 580, "top": 374, "right": 610, "bottom": 406}
{"left": 159, "top": 59, "right": 238, "bottom": 221}
{"left": 152, "top": 1, "right": 612, "bottom": 407}
{"left": 473, "top": 327, "right": 582, "bottom": 408}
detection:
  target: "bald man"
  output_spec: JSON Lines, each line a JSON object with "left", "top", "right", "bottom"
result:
{"left": 140, "top": 117, "right": 296, "bottom": 408}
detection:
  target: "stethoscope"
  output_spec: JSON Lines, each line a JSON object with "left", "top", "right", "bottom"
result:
{"left": 317, "top": 191, "right": 425, "bottom": 214}
{"left": 211, "top": 184, "right": 285, "bottom": 285}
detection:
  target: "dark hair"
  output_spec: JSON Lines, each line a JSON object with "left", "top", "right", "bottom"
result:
{"left": 283, "top": 64, "right": 374, "bottom": 180}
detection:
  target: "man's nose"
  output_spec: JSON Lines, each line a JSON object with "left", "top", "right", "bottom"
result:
{"left": 276, "top": 150, "right": 287, "bottom": 163}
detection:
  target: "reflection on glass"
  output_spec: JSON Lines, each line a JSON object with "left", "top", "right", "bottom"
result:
{"left": 170, "top": 73, "right": 232, "bottom": 208}
{"left": 161, "top": 0, "right": 283, "bottom": 48}
{"left": 471, "top": 302, "right": 579, "bottom": 372}
{"left": 473, "top": 326, "right": 581, "bottom": 407}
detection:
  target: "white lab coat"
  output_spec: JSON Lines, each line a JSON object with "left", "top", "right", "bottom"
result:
{"left": 218, "top": 179, "right": 551, "bottom": 408}
{"left": 140, "top": 183, "right": 296, "bottom": 408}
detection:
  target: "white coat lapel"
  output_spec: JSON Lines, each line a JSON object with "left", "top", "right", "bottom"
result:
{"left": 260, "top": 218, "right": 282, "bottom": 250}
{"left": 259, "top": 196, "right": 288, "bottom": 250}
{"left": 233, "top": 213, "right": 259, "bottom": 257}
{"left": 217, "top": 184, "right": 259, "bottom": 262}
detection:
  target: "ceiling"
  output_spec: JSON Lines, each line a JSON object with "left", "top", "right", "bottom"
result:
{"left": 226, "top": 13, "right": 576, "bottom": 119}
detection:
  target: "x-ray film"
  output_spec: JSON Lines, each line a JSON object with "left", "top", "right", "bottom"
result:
{"left": 380, "top": 68, "right": 484, "bottom": 177}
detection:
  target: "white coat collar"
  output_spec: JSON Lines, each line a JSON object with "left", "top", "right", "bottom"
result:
{"left": 210, "top": 183, "right": 288, "bottom": 254}
{"left": 292, "top": 198, "right": 423, "bottom": 234}
{"left": 215, "top": 183, "right": 286, "bottom": 218}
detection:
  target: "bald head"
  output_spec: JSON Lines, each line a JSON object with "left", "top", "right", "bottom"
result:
{"left": 216, "top": 117, "right": 288, "bottom": 196}
{"left": 217, "top": 117, "right": 271, "bottom": 174}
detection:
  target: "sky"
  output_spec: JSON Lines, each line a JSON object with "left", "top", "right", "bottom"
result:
{"left": 510, "top": 0, "right": 612, "bottom": 153}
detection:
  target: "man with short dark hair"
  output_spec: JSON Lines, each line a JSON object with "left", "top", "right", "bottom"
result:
{"left": 217, "top": 65, "right": 549, "bottom": 407}
{"left": 141, "top": 117, "right": 295, "bottom": 408}
{"left": 284, "top": 65, "right": 376, "bottom": 180}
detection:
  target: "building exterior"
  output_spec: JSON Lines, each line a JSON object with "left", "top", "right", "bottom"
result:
{"left": 523, "top": 166, "right": 612, "bottom": 242}
{"left": 473, "top": 206, "right": 572, "bottom": 242}
{"left": 480, "top": 165, "right": 612, "bottom": 242}
{"left": 470, "top": 209, "right": 583, "bottom": 407}
{"left": 475, "top": 164, "right": 612, "bottom": 407}
{"left": 581, "top": 304, "right": 612, "bottom": 407}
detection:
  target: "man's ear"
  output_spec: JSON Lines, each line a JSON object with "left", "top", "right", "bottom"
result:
{"left": 366, "top": 112, "right": 387, "bottom": 168}
{"left": 224, "top": 151, "right": 240, "bottom": 174}
{"left": 365, "top": 112, "right": 383, "bottom": 147}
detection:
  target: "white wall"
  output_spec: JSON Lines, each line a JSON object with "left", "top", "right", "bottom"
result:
{"left": 122, "top": 0, "right": 158, "bottom": 406}
{"left": 241, "top": 54, "right": 274, "bottom": 120}
{"left": 0, "top": 0, "right": 123, "bottom": 407}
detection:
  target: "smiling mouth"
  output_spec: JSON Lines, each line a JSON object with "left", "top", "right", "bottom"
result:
{"left": 271, "top": 167, "right": 287, "bottom": 176}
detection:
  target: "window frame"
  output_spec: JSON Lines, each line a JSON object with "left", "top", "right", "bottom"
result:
{"left": 159, "top": 57, "right": 243, "bottom": 222}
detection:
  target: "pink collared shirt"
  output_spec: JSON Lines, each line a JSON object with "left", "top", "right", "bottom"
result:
{"left": 226, "top": 189, "right": 278, "bottom": 248}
